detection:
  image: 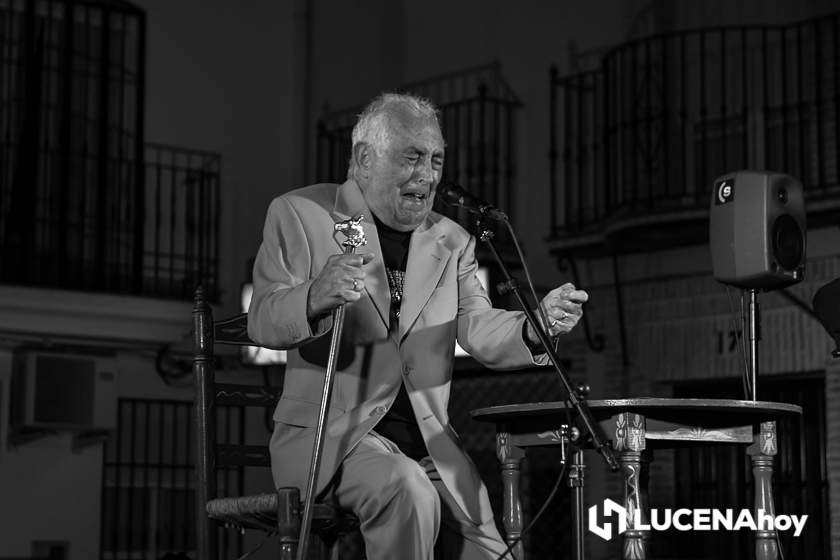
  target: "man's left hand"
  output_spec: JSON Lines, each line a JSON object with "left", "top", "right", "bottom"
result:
{"left": 526, "top": 282, "right": 589, "bottom": 345}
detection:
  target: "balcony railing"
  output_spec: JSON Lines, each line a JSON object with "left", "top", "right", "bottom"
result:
{"left": 0, "top": 140, "right": 221, "bottom": 300}
{"left": 549, "top": 12, "right": 840, "bottom": 248}
{"left": 316, "top": 61, "right": 522, "bottom": 237}
{"left": 142, "top": 144, "right": 220, "bottom": 300}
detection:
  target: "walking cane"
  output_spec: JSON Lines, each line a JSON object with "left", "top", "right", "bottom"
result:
{"left": 296, "top": 214, "right": 367, "bottom": 560}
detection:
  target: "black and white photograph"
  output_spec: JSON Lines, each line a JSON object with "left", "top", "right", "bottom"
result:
{"left": 0, "top": 0, "right": 838, "bottom": 558}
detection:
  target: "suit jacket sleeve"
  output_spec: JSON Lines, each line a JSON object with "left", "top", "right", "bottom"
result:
{"left": 455, "top": 235, "right": 549, "bottom": 369}
{"left": 247, "top": 196, "right": 333, "bottom": 349}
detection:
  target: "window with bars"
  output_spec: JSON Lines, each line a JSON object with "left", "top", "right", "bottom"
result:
{"left": 100, "top": 399, "right": 247, "bottom": 560}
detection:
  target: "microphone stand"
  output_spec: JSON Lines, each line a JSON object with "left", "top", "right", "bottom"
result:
{"left": 476, "top": 217, "right": 619, "bottom": 474}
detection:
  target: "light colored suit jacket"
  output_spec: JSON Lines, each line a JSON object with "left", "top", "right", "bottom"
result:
{"left": 248, "top": 179, "right": 544, "bottom": 525}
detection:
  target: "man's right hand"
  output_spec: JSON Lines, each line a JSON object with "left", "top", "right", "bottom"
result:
{"left": 307, "top": 252, "right": 375, "bottom": 319}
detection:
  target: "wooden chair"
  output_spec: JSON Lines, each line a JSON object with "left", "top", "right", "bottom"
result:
{"left": 192, "top": 286, "right": 359, "bottom": 559}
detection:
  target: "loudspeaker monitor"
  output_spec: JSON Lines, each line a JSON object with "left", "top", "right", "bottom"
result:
{"left": 709, "top": 170, "right": 805, "bottom": 289}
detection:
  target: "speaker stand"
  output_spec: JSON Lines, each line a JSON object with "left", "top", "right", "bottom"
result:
{"left": 744, "top": 288, "right": 781, "bottom": 560}
{"left": 745, "top": 288, "right": 760, "bottom": 400}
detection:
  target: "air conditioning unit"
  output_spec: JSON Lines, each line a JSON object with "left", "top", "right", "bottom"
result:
{"left": 10, "top": 350, "right": 117, "bottom": 431}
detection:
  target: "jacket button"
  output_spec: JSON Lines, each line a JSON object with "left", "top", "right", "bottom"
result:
{"left": 370, "top": 406, "right": 387, "bottom": 417}
{"left": 403, "top": 364, "right": 413, "bottom": 376}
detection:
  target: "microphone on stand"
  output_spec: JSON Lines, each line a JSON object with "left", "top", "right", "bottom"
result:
{"left": 436, "top": 180, "right": 509, "bottom": 222}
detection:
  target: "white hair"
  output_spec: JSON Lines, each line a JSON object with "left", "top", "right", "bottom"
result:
{"left": 348, "top": 92, "right": 440, "bottom": 179}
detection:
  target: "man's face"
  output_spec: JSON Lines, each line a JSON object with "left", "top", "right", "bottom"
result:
{"left": 359, "top": 108, "right": 445, "bottom": 232}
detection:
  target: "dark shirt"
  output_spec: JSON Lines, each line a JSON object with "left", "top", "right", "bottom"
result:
{"left": 370, "top": 213, "right": 429, "bottom": 461}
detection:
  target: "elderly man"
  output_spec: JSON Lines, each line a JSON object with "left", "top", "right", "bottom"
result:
{"left": 248, "top": 93, "right": 587, "bottom": 559}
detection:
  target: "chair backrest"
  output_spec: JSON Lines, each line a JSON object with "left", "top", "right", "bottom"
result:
{"left": 192, "top": 286, "right": 283, "bottom": 560}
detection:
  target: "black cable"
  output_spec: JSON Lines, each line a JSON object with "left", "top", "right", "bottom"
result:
{"left": 495, "top": 218, "right": 582, "bottom": 559}
{"left": 233, "top": 530, "right": 273, "bottom": 559}
{"left": 725, "top": 286, "right": 751, "bottom": 399}
{"left": 775, "top": 529, "right": 787, "bottom": 560}
{"left": 503, "top": 219, "right": 557, "bottom": 353}
{"left": 771, "top": 474, "right": 788, "bottom": 560}
{"left": 740, "top": 290, "right": 754, "bottom": 398}
{"left": 503, "top": 215, "right": 576, "bottom": 453}
{"left": 154, "top": 344, "right": 193, "bottom": 387}
{"left": 494, "top": 461, "right": 570, "bottom": 560}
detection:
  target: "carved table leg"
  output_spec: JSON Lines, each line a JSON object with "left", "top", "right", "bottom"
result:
{"left": 748, "top": 421, "right": 779, "bottom": 560}
{"left": 498, "top": 430, "right": 526, "bottom": 559}
{"left": 615, "top": 413, "right": 648, "bottom": 560}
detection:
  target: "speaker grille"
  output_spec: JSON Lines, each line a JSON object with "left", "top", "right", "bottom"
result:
{"left": 772, "top": 214, "right": 804, "bottom": 270}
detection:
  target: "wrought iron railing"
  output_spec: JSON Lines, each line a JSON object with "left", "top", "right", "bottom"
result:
{"left": 143, "top": 143, "right": 220, "bottom": 300}
{"left": 316, "top": 61, "right": 522, "bottom": 231}
{"left": 0, "top": 0, "right": 220, "bottom": 301}
{"left": 549, "top": 12, "right": 840, "bottom": 239}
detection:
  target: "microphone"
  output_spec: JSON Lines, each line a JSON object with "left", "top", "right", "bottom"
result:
{"left": 436, "top": 181, "right": 509, "bottom": 222}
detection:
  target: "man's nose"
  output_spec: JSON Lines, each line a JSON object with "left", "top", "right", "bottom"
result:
{"left": 414, "top": 158, "right": 434, "bottom": 184}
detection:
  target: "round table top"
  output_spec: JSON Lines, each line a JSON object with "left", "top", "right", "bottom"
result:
{"left": 471, "top": 397, "right": 802, "bottom": 426}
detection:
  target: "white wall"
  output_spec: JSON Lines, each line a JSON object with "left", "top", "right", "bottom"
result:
{"left": 0, "top": 347, "right": 192, "bottom": 559}
{"left": 0, "top": 341, "right": 274, "bottom": 559}
{"left": 0, "top": 429, "right": 103, "bottom": 559}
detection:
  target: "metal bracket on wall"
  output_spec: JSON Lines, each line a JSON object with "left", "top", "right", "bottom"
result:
{"left": 72, "top": 429, "right": 111, "bottom": 453}
{"left": 557, "top": 255, "right": 605, "bottom": 353}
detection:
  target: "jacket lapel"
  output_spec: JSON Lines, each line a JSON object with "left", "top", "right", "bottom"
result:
{"left": 399, "top": 218, "right": 451, "bottom": 341}
{"left": 331, "top": 180, "right": 390, "bottom": 332}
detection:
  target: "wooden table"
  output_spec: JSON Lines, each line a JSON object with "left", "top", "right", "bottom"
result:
{"left": 471, "top": 398, "right": 802, "bottom": 560}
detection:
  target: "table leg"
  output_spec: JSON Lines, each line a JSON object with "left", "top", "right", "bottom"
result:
{"left": 615, "top": 412, "right": 648, "bottom": 560}
{"left": 497, "top": 431, "right": 526, "bottom": 559}
{"left": 748, "top": 421, "right": 779, "bottom": 560}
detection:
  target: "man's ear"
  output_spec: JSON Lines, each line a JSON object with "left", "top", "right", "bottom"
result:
{"left": 353, "top": 142, "right": 372, "bottom": 179}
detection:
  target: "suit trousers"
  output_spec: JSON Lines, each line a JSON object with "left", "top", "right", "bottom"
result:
{"left": 327, "top": 431, "right": 510, "bottom": 560}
